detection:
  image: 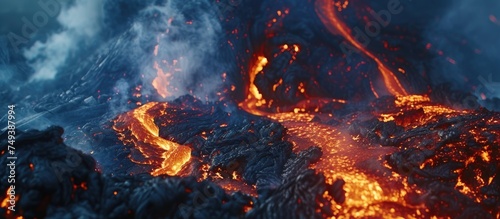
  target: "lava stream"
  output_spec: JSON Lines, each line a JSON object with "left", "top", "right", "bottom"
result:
{"left": 315, "top": 0, "right": 408, "bottom": 97}
{"left": 113, "top": 102, "right": 191, "bottom": 176}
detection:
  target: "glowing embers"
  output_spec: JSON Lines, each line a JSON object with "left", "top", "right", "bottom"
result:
{"left": 314, "top": 0, "right": 408, "bottom": 97}
{"left": 113, "top": 102, "right": 191, "bottom": 176}
{"left": 266, "top": 8, "right": 290, "bottom": 36}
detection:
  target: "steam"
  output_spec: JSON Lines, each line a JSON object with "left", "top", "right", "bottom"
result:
{"left": 23, "top": 0, "right": 104, "bottom": 80}
{"left": 20, "top": 0, "right": 226, "bottom": 101}
{"left": 131, "top": 1, "right": 223, "bottom": 100}
{"left": 2, "top": 0, "right": 225, "bottom": 130}
{"left": 109, "top": 78, "right": 131, "bottom": 115}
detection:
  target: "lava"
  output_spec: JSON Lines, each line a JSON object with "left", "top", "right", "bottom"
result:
{"left": 315, "top": 0, "right": 408, "bottom": 97}
{"left": 267, "top": 112, "right": 424, "bottom": 218}
{"left": 377, "top": 95, "right": 467, "bottom": 126}
{"left": 261, "top": 94, "right": 497, "bottom": 217}
{"left": 239, "top": 55, "right": 270, "bottom": 115}
{"left": 3, "top": 0, "right": 499, "bottom": 218}
{"left": 234, "top": 3, "right": 423, "bottom": 213}
{"left": 249, "top": 56, "right": 268, "bottom": 101}
{"left": 112, "top": 1, "right": 497, "bottom": 217}
{"left": 113, "top": 102, "right": 191, "bottom": 176}
{"left": 115, "top": 36, "right": 191, "bottom": 176}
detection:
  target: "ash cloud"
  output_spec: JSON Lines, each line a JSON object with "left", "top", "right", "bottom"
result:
{"left": 109, "top": 78, "right": 131, "bottom": 115}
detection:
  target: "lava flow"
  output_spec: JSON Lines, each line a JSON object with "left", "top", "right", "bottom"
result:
{"left": 232, "top": 1, "right": 491, "bottom": 216}
{"left": 238, "top": 39, "right": 422, "bottom": 218}
{"left": 262, "top": 94, "right": 498, "bottom": 217}
{"left": 3, "top": 0, "right": 500, "bottom": 218}
{"left": 315, "top": 0, "right": 408, "bottom": 97}
{"left": 113, "top": 102, "right": 191, "bottom": 176}
{"left": 268, "top": 112, "right": 423, "bottom": 218}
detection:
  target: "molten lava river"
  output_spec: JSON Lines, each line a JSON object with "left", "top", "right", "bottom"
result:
{"left": 267, "top": 112, "right": 417, "bottom": 218}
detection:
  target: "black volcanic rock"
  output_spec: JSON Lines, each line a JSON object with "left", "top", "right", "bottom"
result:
{"left": 359, "top": 110, "right": 500, "bottom": 217}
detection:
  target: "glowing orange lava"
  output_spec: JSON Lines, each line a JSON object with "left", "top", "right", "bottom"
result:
{"left": 239, "top": 55, "right": 270, "bottom": 116}
{"left": 237, "top": 32, "right": 422, "bottom": 216}
{"left": 249, "top": 56, "right": 268, "bottom": 101}
{"left": 233, "top": 2, "right": 481, "bottom": 216}
{"left": 113, "top": 102, "right": 191, "bottom": 176}
{"left": 268, "top": 113, "right": 425, "bottom": 218}
{"left": 315, "top": 0, "right": 408, "bottom": 97}
{"left": 117, "top": 37, "right": 191, "bottom": 176}
{"left": 377, "top": 95, "right": 467, "bottom": 126}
